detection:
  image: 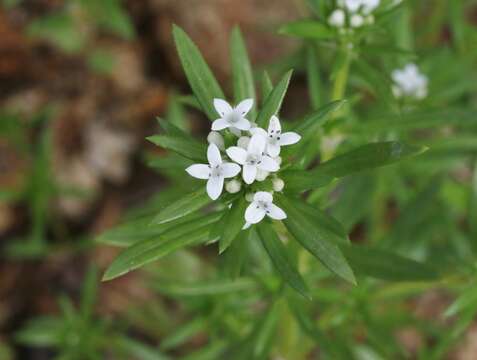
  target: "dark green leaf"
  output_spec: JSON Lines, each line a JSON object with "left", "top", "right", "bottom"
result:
{"left": 230, "top": 27, "right": 256, "bottom": 119}
{"left": 172, "top": 25, "right": 225, "bottom": 120}
{"left": 256, "top": 70, "right": 293, "bottom": 127}
{"left": 147, "top": 135, "right": 207, "bottom": 162}
{"left": 306, "top": 45, "right": 322, "bottom": 109}
{"left": 154, "top": 278, "right": 258, "bottom": 297}
{"left": 260, "top": 71, "right": 274, "bottom": 103}
{"left": 294, "top": 100, "right": 346, "bottom": 137}
{"left": 256, "top": 224, "right": 311, "bottom": 300}
{"left": 218, "top": 197, "right": 248, "bottom": 254}
{"left": 277, "top": 195, "right": 356, "bottom": 285}
{"left": 151, "top": 188, "right": 211, "bottom": 225}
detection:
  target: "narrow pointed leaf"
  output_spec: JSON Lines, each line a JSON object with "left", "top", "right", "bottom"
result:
{"left": 277, "top": 195, "right": 356, "bottom": 285}
{"left": 260, "top": 71, "right": 274, "bottom": 102}
{"left": 256, "top": 224, "right": 311, "bottom": 300}
{"left": 218, "top": 197, "right": 248, "bottom": 254}
{"left": 151, "top": 188, "right": 211, "bottom": 225}
{"left": 230, "top": 27, "right": 256, "bottom": 119}
{"left": 294, "top": 100, "right": 346, "bottom": 137}
{"left": 256, "top": 70, "right": 293, "bottom": 127}
{"left": 147, "top": 135, "right": 207, "bottom": 162}
{"left": 172, "top": 25, "right": 224, "bottom": 120}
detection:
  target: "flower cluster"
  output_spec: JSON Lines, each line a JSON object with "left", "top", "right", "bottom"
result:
{"left": 186, "top": 99, "right": 301, "bottom": 227}
{"left": 328, "top": 0, "right": 380, "bottom": 29}
{"left": 391, "top": 63, "right": 429, "bottom": 100}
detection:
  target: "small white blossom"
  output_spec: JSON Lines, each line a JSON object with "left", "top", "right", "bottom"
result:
{"left": 328, "top": 9, "right": 346, "bottom": 27}
{"left": 226, "top": 133, "right": 279, "bottom": 184}
{"left": 212, "top": 98, "right": 253, "bottom": 134}
{"left": 207, "top": 131, "right": 224, "bottom": 150}
{"left": 350, "top": 13, "right": 365, "bottom": 27}
{"left": 186, "top": 143, "right": 240, "bottom": 200}
{"left": 245, "top": 191, "right": 286, "bottom": 224}
{"left": 391, "top": 63, "right": 428, "bottom": 100}
{"left": 272, "top": 178, "right": 285, "bottom": 192}
{"left": 340, "top": 0, "right": 379, "bottom": 14}
{"left": 237, "top": 136, "right": 250, "bottom": 149}
{"left": 251, "top": 116, "right": 301, "bottom": 157}
{"left": 225, "top": 179, "right": 241, "bottom": 194}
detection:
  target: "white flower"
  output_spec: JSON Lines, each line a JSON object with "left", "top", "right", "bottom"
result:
{"left": 251, "top": 116, "right": 301, "bottom": 157}
{"left": 391, "top": 63, "right": 428, "bottom": 100}
{"left": 245, "top": 191, "right": 286, "bottom": 224}
{"left": 328, "top": 9, "right": 345, "bottom": 27}
{"left": 212, "top": 98, "right": 253, "bottom": 134}
{"left": 226, "top": 133, "right": 279, "bottom": 184}
{"left": 339, "top": 0, "right": 380, "bottom": 15}
{"left": 350, "top": 13, "right": 365, "bottom": 27}
{"left": 225, "top": 179, "right": 241, "bottom": 194}
{"left": 207, "top": 131, "right": 224, "bottom": 150}
{"left": 272, "top": 178, "right": 285, "bottom": 192}
{"left": 186, "top": 143, "right": 240, "bottom": 200}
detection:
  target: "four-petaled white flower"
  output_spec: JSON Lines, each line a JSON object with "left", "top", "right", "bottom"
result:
{"left": 245, "top": 191, "right": 286, "bottom": 225}
{"left": 251, "top": 115, "right": 301, "bottom": 157}
{"left": 212, "top": 98, "right": 253, "bottom": 135}
{"left": 186, "top": 143, "right": 240, "bottom": 200}
{"left": 391, "top": 63, "right": 428, "bottom": 100}
{"left": 226, "top": 134, "right": 279, "bottom": 184}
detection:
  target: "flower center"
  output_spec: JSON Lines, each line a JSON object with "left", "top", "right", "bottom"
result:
{"left": 256, "top": 201, "right": 271, "bottom": 214}
{"left": 227, "top": 111, "right": 241, "bottom": 124}
{"left": 210, "top": 164, "right": 223, "bottom": 178}
{"left": 246, "top": 154, "right": 261, "bottom": 166}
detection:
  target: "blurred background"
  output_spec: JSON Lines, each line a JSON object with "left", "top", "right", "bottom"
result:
{"left": 1, "top": 0, "right": 477, "bottom": 359}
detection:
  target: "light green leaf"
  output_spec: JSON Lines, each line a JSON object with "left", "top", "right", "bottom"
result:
{"left": 279, "top": 20, "right": 334, "bottom": 40}
{"left": 172, "top": 25, "right": 225, "bottom": 120}
{"left": 230, "top": 27, "right": 256, "bottom": 119}
{"left": 256, "top": 70, "right": 293, "bottom": 127}
{"left": 154, "top": 277, "right": 258, "bottom": 297}
{"left": 256, "top": 224, "right": 311, "bottom": 300}
{"left": 151, "top": 188, "right": 211, "bottom": 225}
{"left": 306, "top": 45, "right": 322, "bottom": 109}
{"left": 294, "top": 100, "right": 346, "bottom": 137}
{"left": 340, "top": 245, "right": 438, "bottom": 282}
{"left": 102, "top": 222, "right": 216, "bottom": 281}
{"left": 260, "top": 71, "right": 274, "bottom": 103}
{"left": 277, "top": 195, "right": 356, "bottom": 285}
{"left": 147, "top": 135, "right": 207, "bottom": 162}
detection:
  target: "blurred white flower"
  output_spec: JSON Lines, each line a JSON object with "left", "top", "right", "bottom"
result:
{"left": 207, "top": 131, "right": 224, "bottom": 150}
{"left": 272, "top": 178, "right": 285, "bottom": 192}
{"left": 225, "top": 179, "right": 241, "bottom": 194}
{"left": 212, "top": 98, "right": 253, "bottom": 134}
{"left": 392, "top": 63, "right": 428, "bottom": 100}
{"left": 244, "top": 191, "right": 286, "bottom": 224}
{"left": 328, "top": 9, "right": 346, "bottom": 27}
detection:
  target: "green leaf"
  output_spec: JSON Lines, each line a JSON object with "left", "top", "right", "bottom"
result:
{"left": 151, "top": 188, "right": 211, "bottom": 225}
{"left": 147, "top": 135, "right": 207, "bottom": 162}
{"left": 217, "top": 197, "right": 248, "bottom": 254}
{"left": 172, "top": 25, "right": 225, "bottom": 120}
{"left": 253, "top": 301, "right": 280, "bottom": 358}
{"left": 222, "top": 229, "right": 248, "bottom": 279}
{"left": 230, "top": 27, "right": 256, "bottom": 119}
{"left": 260, "top": 71, "right": 274, "bottom": 103}
{"left": 160, "top": 318, "right": 206, "bottom": 351}
{"left": 154, "top": 277, "right": 258, "bottom": 297}
{"left": 256, "top": 70, "right": 293, "bottom": 127}
{"left": 306, "top": 45, "right": 322, "bottom": 109}
{"left": 279, "top": 20, "right": 334, "bottom": 40}
{"left": 15, "top": 317, "right": 63, "bottom": 346}
{"left": 277, "top": 195, "right": 356, "bottom": 285}
{"left": 256, "top": 224, "right": 311, "bottom": 300}
{"left": 470, "top": 162, "right": 477, "bottom": 248}
{"left": 340, "top": 245, "right": 438, "bottom": 282}
{"left": 102, "top": 221, "right": 216, "bottom": 281}
{"left": 294, "top": 100, "right": 346, "bottom": 137}
{"left": 280, "top": 169, "right": 334, "bottom": 193}
{"left": 445, "top": 286, "right": 477, "bottom": 318}
{"left": 117, "top": 337, "right": 170, "bottom": 360}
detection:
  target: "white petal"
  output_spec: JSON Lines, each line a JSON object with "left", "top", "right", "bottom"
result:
{"left": 258, "top": 156, "right": 279, "bottom": 172}
{"left": 254, "top": 191, "right": 273, "bottom": 203}
{"left": 221, "top": 163, "right": 241, "bottom": 178}
{"left": 278, "top": 132, "right": 301, "bottom": 146}
{"left": 212, "top": 118, "right": 230, "bottom": 131}
{"left": 243, "top": 164, "right": 257, "bottom": 184}
{"left": 245, "top": 202, "right": 266, "bottom": 224}
{"left": 213, "top": 99, "right": 233, "bottom": 117}
{"left": 267, "top": 143, "right": 281, "bottom": 157}
{"left": 207, "top": 143, "right": 222, "bottom": 166}
{"left": 248, "top": 133, "right": 266, "bottom": 155}
{"left": 206, "top": 175, "right": 224, "bottom": 200}
{"left": 268, "top": 115, "right": 281, "bottom": 134}
{"left": 242, "top": 222, "right": 252, "bottom": 230}
{"left": 234, "top": 117, "right": 251, "bottom": 131}
{"left": 249, "top": 127, "right": 267, "bottom": 138}
{"left": 235, "top": 98, "right": 254, "bottom": 116}
{"left": 226, "top": 147, "right": 247, "bottom": 165}
{"left": 267, "top": 204, "right": 287, "bottom": 220}
{"left": 186, "top": 164, "right": 210, "bottom": 179}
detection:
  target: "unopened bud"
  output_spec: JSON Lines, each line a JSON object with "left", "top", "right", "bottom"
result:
{"left": 225, "top": 179, "right": 241, "bottom": 194}
{"left": 272, "top": 178, "right": 285, "bottom": 192}
{"left": 274, "top": 156, "right": 282, "bottom": 165}
{"left": 350, "top": 14, "right": 364, "bottom": 28}
{"left": 207, "top": 131, "right": 224, "bottom": 150}
{"left": 237, "top": 136, "right": 250, "bottom": 149}
{"left": 245, "top": 192, "right": 254, "bottom": 202}
{"left": 328, "top": 9, "right": 345, "bottom": 28}
{"left": 256, "top": 169, "right": 269, "bottom": 181}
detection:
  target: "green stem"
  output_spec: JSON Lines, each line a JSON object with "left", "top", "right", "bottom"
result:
{"left": 331, "top": 46, "right": 351, "bottom": 102}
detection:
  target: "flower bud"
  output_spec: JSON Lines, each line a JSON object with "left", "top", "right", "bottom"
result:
{"left": 256, "top": 169, "right": 269, "bottom": 181}
{"left": 237, "top": 136, "right": 250, "bottom": 149}
{"left": 272, "top": 178, "right": 284, "bottom": 192}
{"left": 350, "top": 14, "right": 364, "bottom": 28}
{"left": 225, "top": 179, "right": 241, "bottom": 194}
{"left": 328, "top": 9, "right": 345, "bottom": 28}
{"left": 274, "top": 156, "right": 282, "bottom": 165}
{"left": 207, "top": 131, "right": 224, "bottom": 150}
{"left": 245, "top": 192, "right": 254, "bottom": 202}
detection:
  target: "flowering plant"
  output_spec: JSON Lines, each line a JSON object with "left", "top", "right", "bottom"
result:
{"left": 101, "top": 26, "right": 430, "bottom": 299}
